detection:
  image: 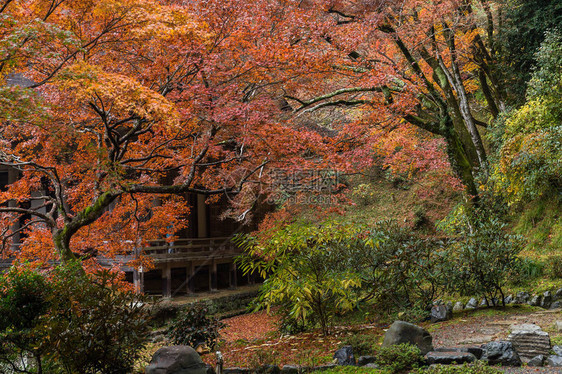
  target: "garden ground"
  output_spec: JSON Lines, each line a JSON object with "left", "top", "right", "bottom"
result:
{"left": 195, "top": 305, "right": 562, "bottom": 372}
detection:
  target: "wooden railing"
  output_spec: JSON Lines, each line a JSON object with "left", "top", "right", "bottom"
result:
{"left": 0, "top": 237, "right": 241, "bottom": 270}
{"left": 141, "top": 237, "right": 240, "bottom": 264}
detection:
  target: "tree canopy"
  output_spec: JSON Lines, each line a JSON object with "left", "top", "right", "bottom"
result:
{"left": 0, "top": 0, "right": 555, "bottom": 267}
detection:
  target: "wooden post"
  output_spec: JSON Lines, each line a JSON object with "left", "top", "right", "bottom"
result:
{"left": 197, "top": 194, "right": 208, "bottom": 238}
{"left": 186, "top": 262, "right": 195, "bottom": 295}
{"left": 162, "top": 264, "right": 172, "bottom": 298}
{"left": 209, "top": 260, "right": 218, "bottom": 292}
{"left": 229, "top": 262, "right": 237, "bottom": 289}
{"left": 133, "top": 269, "right": 143, "bottom": 294}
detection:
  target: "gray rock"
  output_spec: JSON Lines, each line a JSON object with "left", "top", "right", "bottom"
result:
{"left": 516, "top": 292, "right": 530, "bottom": 304}
{"left": 382, "top": 321, "right": 434, "bottom": 355}
{"left": 357, "top": 356, "right": 376, "bottom": 366}
{"left": 425, "top": 351, "right": 476, "bottom": 365}
{"left": 453, "top": 301, "right": 464, "bottom": 312}
{"left": 465, "top": 298, "right": 478, "bottom": 310}
{"left": 223, "top": 369, "right": 251, "bottom": 374}
{"left": 508, "top": 324, "right": 550, "bottom": 362}
{"left": 280, "top": 366, "right": 299, "bottom": 374}
{"left": 556, "top": 322, "right": 562, "bottom": 332}
{"left": 333, "top": 346, "right": 355, "bottom": 366}
{"left": 552, "top": 345, "right": 562, "bottom": 356}
{"left": 146, "top": 346, "right": 208, "bottom": 374}
{"left": 480, "top": 298, "right": 488, "bottom": 307}
{"left": 546, "top": 355, "right": 562, "bottom": 367}
{"left": 542, "top": 291, "right": 552, "bottom": 309}
{"left": 528, "top": 295, "right": 542, "bottom": 306}
{"left": 431, "top": 305, "right": 450, "bottom": 323}
{"left": 256, "top": 365, "right": 280, "bottom": 374}
{"left": 555, "top": 288, "right": 562, "bottom": 300}
{"left": 434, "top": 347, "right": 483, "bottom": 359}
{"left": 481, "top": 341, "right": 521, "bottom": 366}
{"left": 528, "top": 355, "right": 545, "bottom": 367}
{"left": 551, "top": 301, "right": 562, "bottom": 309}
{"left": 504, "top": 295, "right": 514, "bottom": 304}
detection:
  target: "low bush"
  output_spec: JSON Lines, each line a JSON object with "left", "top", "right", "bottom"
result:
{"left": 0, "top": 262, "right": 151, "bottom": 374}
{"left": 167, "top": 303, "right": 224, "bottom": 349}
{"left": 46, "top": 264, "right": 151, "bottom": 374}
{"left": 375, "top": 343, "right": 423, "bottom": 373}
{"left": 413, "top": 361, "right": 503, "bottom": 373}
{"left": 515, "top": 257, "right": 545, "bottom": 284}
{"left": 340, "top": 333, "right": 378, "bottom": 356}
{"left": 549, "top": 256, "right": 562, "bottom": 278}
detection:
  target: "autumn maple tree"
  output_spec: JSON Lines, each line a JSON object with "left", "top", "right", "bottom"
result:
{"left": 0, "top": 0, "right": 508, "bottom": 267}
{"left": 0, "top": 0, "right": 356, "bottom": 266}
{"left": 278, "top": 0, "right": 506, "bottom": 196}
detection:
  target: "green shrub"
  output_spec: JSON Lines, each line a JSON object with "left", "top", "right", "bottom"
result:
{"left": 549, "top": 256, "right": 562, "bottom": 278}
{"left": 45, "top": 264, "right": 151, "bottom": 374}
{"left": 0, "top": 262, "right": 151, "bottom": 374}
{"left": 236, "top": 221, "right": 363, "bottom": 335}
{"left": 375, "top": 343, "right": 423, "bottom": 373}
{"left": 237, "top": 220, "right": 448, "bottom": 335}
{"left": 515, "top": 257, "right": 545, "bottom": 283}
{"left": 168, "top": 303, "right": 224, "bottom": 349}
{"left": 0, "top": 266, "right": 53, "bottom": 372}
{"left": 352, "top": 223, "right": 448, "bottom": 312}
{"left": 413, "top": 361, "right": 503, "bottom": 373}
{"left": 393, "top": 304, "right": 431, "bottom": 324}
{"left": 340, "top": 333, "right": 378, "bottom": 356}
{"left": 441, "top": 209, "right": 523, "bottom": 305}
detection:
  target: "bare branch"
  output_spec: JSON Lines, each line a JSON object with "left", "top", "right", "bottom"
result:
{"left": 0, "top": 207, "right": 55, "bottom": 225}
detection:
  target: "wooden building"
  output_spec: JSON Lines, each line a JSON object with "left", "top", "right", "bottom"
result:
{"left": 1, "top": 165, "right": 257, "bottom": 297}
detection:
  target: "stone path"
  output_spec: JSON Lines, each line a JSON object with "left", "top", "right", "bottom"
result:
{"left": 431, "top": 307, "right": 562, "bottom": 348}
{"left": 430, "top": 307, "right": 562, "bottom": 373}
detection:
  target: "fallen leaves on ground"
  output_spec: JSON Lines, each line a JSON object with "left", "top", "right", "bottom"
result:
{"left": 203, "top": 310, "right": 383, "bottom": 368}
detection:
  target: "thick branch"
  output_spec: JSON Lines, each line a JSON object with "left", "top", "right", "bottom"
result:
{"left": 285, "top": 86, "right": 386, "bottom": 112}
{"left": 0, "top": 207, "right": 55, "bottom": 226}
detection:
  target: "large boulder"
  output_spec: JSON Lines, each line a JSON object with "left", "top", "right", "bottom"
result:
{"left": 481, "top": 341, "right": 521, "bottom": 367}
{"left": 382, "top": 321, "right": 434, "bottom": 355}
{"left": 333, "top": 345, "right": 355, "bottom": 366}
{"left": 508, "top": 324, "right": 550, "bottom": 362}
{"left": 145, "top": 346, "right": 208, "bottom": 374}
